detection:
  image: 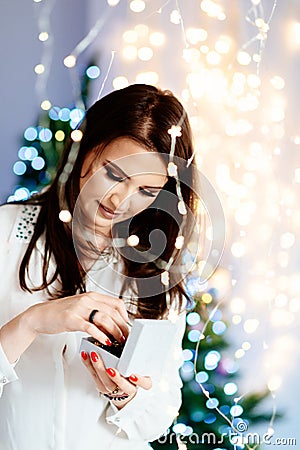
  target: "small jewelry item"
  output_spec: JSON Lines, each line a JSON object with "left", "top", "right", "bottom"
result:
{"left": 103, "top": 393, "right": 130, "bottom": 401}
{"left": 111, "top": 387, "right": 119, "bottom": 395}
{"left": 88, "top": 309, "right": 99, "bottom": 324}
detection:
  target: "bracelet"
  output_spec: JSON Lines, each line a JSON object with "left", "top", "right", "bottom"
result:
{"left": 103, "top": 393, "right": 130, "bottom": 401}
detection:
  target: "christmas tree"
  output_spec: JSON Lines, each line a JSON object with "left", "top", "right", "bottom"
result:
{"left": 151, "top": 284, "right": 277, "bottom": 450}
{"left": 8, "top": 61, "right": 99, "bottom": 202}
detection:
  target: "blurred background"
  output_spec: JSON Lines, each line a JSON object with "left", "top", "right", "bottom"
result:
{"left": 1, "top": 0, "right": 299, "bottom": 448}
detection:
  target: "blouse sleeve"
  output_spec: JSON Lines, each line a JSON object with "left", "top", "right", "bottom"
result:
{"left": 0, "top": 343, "right": 19, "bottom": 397}
{"left": 105, "top": 308, "right": 186, "bottom": 442}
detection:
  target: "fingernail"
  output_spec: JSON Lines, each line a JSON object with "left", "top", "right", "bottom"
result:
{"left": 120, "top": 336, "right": 126, "bottom": 344}
{"left": 106, "top": 368, "right": 116, "bottom": 377}
{"left": 129, "top": 374, "right": 138, "bottom": 382}
{"left": 91, "top": 352, "right": 99, "bottom": 363}
{"left": 81, "top": 351, "right": 88, "bottom": 361}
{"left": 105, "top": 339, "right": 112, "bottom": 346}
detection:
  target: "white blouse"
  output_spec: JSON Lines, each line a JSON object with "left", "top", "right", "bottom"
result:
{"left": 0, "top": 203, "right": 186, "bottom": 450}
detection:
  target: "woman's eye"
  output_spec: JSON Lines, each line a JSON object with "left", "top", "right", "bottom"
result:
{"left": 105, "top": 167, "right": 125, "bottom": 182}
{"left": 139, "top": 188, "right": 156, "bottom": 198}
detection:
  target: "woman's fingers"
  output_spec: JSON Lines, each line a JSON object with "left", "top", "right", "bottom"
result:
{"left": 106, "top": 367, "right": 137, "bottom": 396}
{"left": 128, "top": 374, "right": 152, "bottom": 390}
{"left": 91, "top": 310, "right": 128, "bottom": 343}
{"left": 80, "top": 351, "right": 108, "bottom": 392}
{"left": 88, "top": 351, "right": 119, "bottom": 393}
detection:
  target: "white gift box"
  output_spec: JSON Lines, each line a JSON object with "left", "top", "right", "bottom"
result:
{"left": 79, "top": 319, "right": 178, "bottom": 378}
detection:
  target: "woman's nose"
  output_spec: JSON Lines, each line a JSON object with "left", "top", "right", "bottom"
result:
{"left": 110, "top": 183, "right": 134, "bottom": 212}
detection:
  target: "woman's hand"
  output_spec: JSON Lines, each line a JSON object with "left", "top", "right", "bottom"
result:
{"left": 26, "top": 291, "right": 130, "bottom": 345}
{"left": 81, "top": 350, "right": 152, "bottom": 409}
{"left": 0, "top": 291, "right": 129, "bottom": 366}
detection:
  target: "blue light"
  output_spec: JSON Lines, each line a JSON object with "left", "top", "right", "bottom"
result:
{"left": 182, "top": 426, "right": 193, "bottom": 436}
{"left": 187, "top": 312, "right": 201, "bottom": 326}
{"left": 210, "top": 309, "right": 222, "bottom": 322}
{"left": 219, "top": 405, "right": 230, "bottom": 415}
{"left": 204, "top": 350, "right": 221, "bottom": 370}
{"left": 212, "top": 320, "right": 227, "bottom": 335}
{"left": 195, "top": 371, "right": 209, "bottom": 383}
{"left": 188, "top": 329, "right": 201, "bottom": 342}
{"left": 59, "top": 108, "right": 70, "bottom": 121}
{"left": 224, "top": 382, "right": 238, "bottom": 395}
{"left": 203, "top": 413, "right": 216, "bottom": 424}
{"left": 49, "top": 106, "right": 60, "bottom": 120}
{"left": 24, "top": 127, "right": 38, "bottom": 141}
{"left": 39, "top": 128, "right": 52, "bottom": 142}
{"left": 14, "top": 187, "right": 30, "bottom": 200}
{"left": 70, "top": 120, "right": 79, "bottom": 129}
{"left": 172, "top": 423, "right": 187, "bottom": 434}
{"left": 191, "top": 410, "right": 204, "bottom": 422}
{"left": 183, "top": 349, "right": 194, "bottom": 361}
{"left": 70, "top": 108, "right": 84, "bottom": 123}
{"left": 86, "top": 65, "right": 101, "bottom": 79}
{"left": 24, "top": 147, "right": 38, "bottom": 160}
{"left": 180, "top": 361, "right": 194, "bottom": 381}
{"left": 230, "top": 405, "right": 244, "bottom": 417}
{"left": 31, "top": 157, "right": 45, "bottom": 170}
{"left": 18, "top": 146, "right": 28, "bottom": 160}
{"left": 206, "top": 397, "right": 219, "bottom": 409}
{"left": 13, "top": 161, "right": 27, "bottom": 176}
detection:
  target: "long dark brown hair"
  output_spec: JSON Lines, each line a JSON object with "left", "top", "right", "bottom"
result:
{"left": 7, "top": 84, "right": 199, "bottom": 319}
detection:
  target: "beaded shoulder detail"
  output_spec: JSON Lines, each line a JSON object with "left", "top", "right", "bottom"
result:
{"left": 14, "top": 204, "right": 40, "bottom": 242}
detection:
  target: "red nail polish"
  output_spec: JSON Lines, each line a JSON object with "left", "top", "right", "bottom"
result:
{"left": 120, "top": 336, "right": 126, "bottom": 344}
{"left": 105, "top": 339, "right": 112, "bottom": 346}
{"left": 91, "top": 352, "right": 99, "bottom": 362}
{"left": 106, "top": 368, "right": 116, "bottom": 377}
{"left": 81, "top": 351, "right": 88, "bottom": 361}
{"left": 129, "top": 374, "right": 138, "bottom": 382}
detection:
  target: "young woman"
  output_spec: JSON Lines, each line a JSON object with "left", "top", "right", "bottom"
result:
{"left": 0, "top": 84, "right": 199, "bottom": 449}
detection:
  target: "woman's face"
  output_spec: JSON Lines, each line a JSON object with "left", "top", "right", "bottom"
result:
{"left": 78, "top": 137, "right": 168, "bottom": 239}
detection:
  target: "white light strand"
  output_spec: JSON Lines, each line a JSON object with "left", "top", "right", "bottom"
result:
{"left": 33, "top": 0, "right": 56, "bottom": 110}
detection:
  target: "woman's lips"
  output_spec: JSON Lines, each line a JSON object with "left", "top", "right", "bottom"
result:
{"left": 97, "top": 202, "right": 120, "bottom": 219}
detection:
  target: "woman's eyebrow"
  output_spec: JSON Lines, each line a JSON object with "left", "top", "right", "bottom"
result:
{"left": 105, "top": 159, "right": 166, "bottom": 189}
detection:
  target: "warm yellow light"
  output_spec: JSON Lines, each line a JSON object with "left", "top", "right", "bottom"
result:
{"left": 232, "top": 315, "right": 242, "bottom": 325}
{"left": 170, "top": 9, "right": 181, "bottom": 24}
{"left": 215, "top": 35, "right": 231, "bottom": 54}
{"left": 235, "top": 349, "right": 245, "bottom": 359}
{"left": 247, "top": 73, "right": 261, "bottom": 88}
{"left": 40, "top": 100, "right": 51, "bottom": 110}
{"left": 127, "top": 235, "right": 139, "bottom": 246}
{"left": 134, "top": 24, "right": 149, "bottom": 37}
{"left": 34, "top": 64, "right": 45, "bottom": 74}
{"left": 280, "top": 232, "right": 295, "bottom": 249}
{"left": 122, "top": 45, "right": 137, "bottom": 60}
{"left": 64, "top": 55, "right": 76, "bottom": 68}
{"left": 201, "top": 0, "right": 223, "bottom": 18}
{"left": 202, "top": 293, "right": 212, "bottom": 304}
{"left": 71, "top": 130, "right": 83, "bottom": 142}
{"left": 237, "top": 51, "right": 251, "bottom": 66}
{"left": 55, "top": 130, "right": 65, "bottom": 141}
{"left": 267, "top": 375, "right": 282, "bottom": 392}
{"left": 122, "top": 30, "right": 138, "bottom": 43}
{"left": 107, "top": 0, "right": 120, "bottom": 5}
{"left": 290, "top": 22, "right": 300, "bottom": 46}
{"left": 38, "top": 32, "right": 49, "bottom": 42}
{"left": 130, "top": 0, "right": 145, "bottom": 13}
{"left": 175, "top": 236, "right": 184, "bottom": 249}
{"left": 59, "top": 210, "right": 72, "bottom": 223}
{"left": 200, "top": 45, "right": 209, "bottom": 54}
{"left": 243, "top": 319, "right": 259, "bottom": 334}
{"left": 138, "top": 46, "right": 153, "bottom": 61}
{"left": 186, "top": 28, "right": 207, "bottom": 44}
{"left": 113, "top": 76, "right": 129, "bottom": 90}
{"left": 206, "top": 51, "right": 221, "bottom": 65}
{"left": 270, "top": 106, "right": 285, "bottom": 122}
{"left": 149, "top": 32, "right": 165, "bottom": 46}
{"left": 242, "top": 341, "right": 251, "bottom": 351}
{"left": 136, "top": 71, "right": 159, "bottom": 85}
{"left": 230, "top": 297, "right": 245, "bottom": 314}
{"left": 270, "top": 75, "right": 285, "bottom": 90}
